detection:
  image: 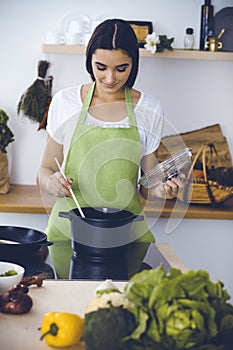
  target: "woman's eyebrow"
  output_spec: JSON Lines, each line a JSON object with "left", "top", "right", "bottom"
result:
{"left": 116, "top": 63, "right": 130, "bottom": 68}
{"left": 94, "top": 61, "right": 130, "bottom": 68}
{"left": 94, "top": 61, "right": 107, "bottom": 67}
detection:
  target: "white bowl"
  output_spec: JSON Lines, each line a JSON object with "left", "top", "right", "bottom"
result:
{"left": 0, "top": 261, "right": 25, "bottom": 294}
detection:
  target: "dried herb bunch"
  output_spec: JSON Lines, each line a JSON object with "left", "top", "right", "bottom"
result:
{"left": 17, "top": 60, "right": 53, "bottom": 130}
{"left": 0, "top": 109, "right": 14, "bottom": 153}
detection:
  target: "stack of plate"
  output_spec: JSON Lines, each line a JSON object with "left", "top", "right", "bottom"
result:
{"left": 214, "top": 7, "right": 233, "bottom": 52}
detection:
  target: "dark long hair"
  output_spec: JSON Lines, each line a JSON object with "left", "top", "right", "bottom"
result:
{"left": 86, "top": 18, "right": 139, "bottom": 87}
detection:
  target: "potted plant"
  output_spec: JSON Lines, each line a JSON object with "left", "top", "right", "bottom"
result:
{"left": 0, "top": 109, "right": 14, "bottom": 194}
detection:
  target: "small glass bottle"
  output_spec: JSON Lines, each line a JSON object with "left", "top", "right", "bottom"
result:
{"left": 184, "top": 27, "right": 194, "bottom": 49}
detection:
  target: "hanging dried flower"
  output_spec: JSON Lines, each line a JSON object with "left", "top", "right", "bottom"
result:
{"left": 17, "top": 60, "right": 53, "bottom": 131}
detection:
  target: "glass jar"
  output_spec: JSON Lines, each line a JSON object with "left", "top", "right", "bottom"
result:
{"left": 184, "top": 27, "right": 194, "bottom": 49}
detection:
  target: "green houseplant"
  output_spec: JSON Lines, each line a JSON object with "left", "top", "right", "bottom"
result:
{"left": 0, "top": 109, "right": 14, "bottom": 194}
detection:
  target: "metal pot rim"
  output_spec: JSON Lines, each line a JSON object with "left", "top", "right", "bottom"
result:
{"left": 71, "top": 207, "right": 139, "bottom": 222}
{"left": 0, "top": 226, "right": 49, "bottom": 246}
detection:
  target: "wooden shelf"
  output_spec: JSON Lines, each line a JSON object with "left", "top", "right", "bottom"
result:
{"left": 139, "top": 48, "right": 233, "bottom": 61}
{"left": 43, "top": 44, "right": 233, "bottom": 61}
{"left": 1, "top": 184, "right": 233, "bottom": 220}
{"left": 43, "top": 44, "right": 86, "bottom": 55}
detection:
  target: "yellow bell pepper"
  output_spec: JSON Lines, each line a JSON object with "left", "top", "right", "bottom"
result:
{"left": 40, "top": 312, "right": 84, "bottom": 348}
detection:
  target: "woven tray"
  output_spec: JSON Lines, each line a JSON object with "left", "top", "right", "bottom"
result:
{"left": 178, "top": 143, "right": 233, "bottom": 206}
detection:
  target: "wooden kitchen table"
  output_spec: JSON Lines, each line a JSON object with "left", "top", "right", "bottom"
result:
{"left": 0, "top": 243, "right": 188, "bottom": 350}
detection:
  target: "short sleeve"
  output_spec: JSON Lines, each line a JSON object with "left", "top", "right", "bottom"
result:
{"left": 46, "top": 91, "right": 64, "bottom": 144}
{"left": 46, "top": 86, "right": 81, "bottom": 144}
{"left": 135, "top": 94, "right": 164, "bottom": 156}
{"left": 143, "top": 101, "right": 164, "bottom": 155}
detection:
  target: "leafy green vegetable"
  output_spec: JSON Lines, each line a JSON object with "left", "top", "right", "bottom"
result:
{"left": 0, "top": 269, "right": 17, "bottom": 277}
{"left": 123, "top": 265, "right": 233, "bottom": 350}
{"left": 83, "top": 307, "right": 136, "bottom": 350}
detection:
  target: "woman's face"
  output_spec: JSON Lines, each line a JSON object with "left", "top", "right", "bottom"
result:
{"left": 91, "top": 49, "right": 132, "bottom": 94}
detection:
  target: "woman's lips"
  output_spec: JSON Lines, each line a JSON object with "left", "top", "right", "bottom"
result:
{"left": 102, "top": 82, "right": 117, "bottom": 89}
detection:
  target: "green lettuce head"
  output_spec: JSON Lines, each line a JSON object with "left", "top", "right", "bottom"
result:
{"left": 123, "top": 265, "right": 233, "bottom": 350}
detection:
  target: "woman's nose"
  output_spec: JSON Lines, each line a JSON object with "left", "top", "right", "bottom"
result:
{"left": 105, "top": 69, "right": 115, "bottom": 83}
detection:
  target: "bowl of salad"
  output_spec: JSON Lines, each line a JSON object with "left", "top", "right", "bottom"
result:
{"left": 0, "top": 261, "right": 25, "bottom": 294}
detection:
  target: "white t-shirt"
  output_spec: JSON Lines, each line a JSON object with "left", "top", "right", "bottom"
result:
{"left": 47, "top": 85, "right": 164, "bottom": 160}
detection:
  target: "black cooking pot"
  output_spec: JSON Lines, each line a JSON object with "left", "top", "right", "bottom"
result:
{"left": 59, "top": 207, "right": 144, "bottom": 249}
{"left": 59, "top": 207, "right": 145, "bottom": 280}
{"left": 0, "top": 226, "right": 53, "bottom": 260}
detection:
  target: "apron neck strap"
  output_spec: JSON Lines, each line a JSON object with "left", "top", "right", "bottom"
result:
{"left": 78, "top": 82, "right": 136, "bottom": 126}
{"left": 78, "top": 82, "right": 96, "bottom": 125}
{"left": 124, "top": 86, "right": 136, "bottom": 126}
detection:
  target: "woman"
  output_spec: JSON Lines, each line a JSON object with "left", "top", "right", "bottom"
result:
{"left": 37, "top": 18, "right": 183, "bottom": 279}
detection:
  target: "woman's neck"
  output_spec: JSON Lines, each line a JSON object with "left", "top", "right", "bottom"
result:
{"left": 93, "top": 84, "right": 126, "bottom": 105}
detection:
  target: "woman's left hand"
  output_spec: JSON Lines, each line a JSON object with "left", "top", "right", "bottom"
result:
{"left": 151, "top": 174, "right": 186, "bottom": 200}
{"left": 140, "top": 153, "right": 186, "bottom": 200}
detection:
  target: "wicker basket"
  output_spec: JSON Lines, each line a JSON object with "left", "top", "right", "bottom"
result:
{"left": 178, "top": 143, "right": 233, "bottom": 206}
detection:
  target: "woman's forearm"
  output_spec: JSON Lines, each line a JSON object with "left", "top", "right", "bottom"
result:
{"left": 36, "top": 135, "right": 71, "bottom": 196}
{"left": 36, "top": 167, "right": 54, "bottom": 193}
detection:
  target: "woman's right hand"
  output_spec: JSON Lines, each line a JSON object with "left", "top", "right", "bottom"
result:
{"left": 46, "top": 171, "right": 73, "bottom": 198}
{"left": 37, "top": 135, "right": 74, "bottom": 198}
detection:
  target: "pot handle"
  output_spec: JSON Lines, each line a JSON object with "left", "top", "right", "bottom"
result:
{"left": 133, "top": 215, "right": 144, "bottom": 222}
{"left": 58, "top": 211, "right": 70, "bottom": 219}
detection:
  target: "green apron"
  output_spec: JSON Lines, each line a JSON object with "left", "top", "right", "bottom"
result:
{"left": 46, "top": 82, "right": 155, "bottom": 278}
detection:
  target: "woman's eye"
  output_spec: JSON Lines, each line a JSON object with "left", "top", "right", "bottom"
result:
{"left": 96, "top": 65, "right": 106, "bottom": 71}
{"left": 116, "top": 67, "right": 127, "bottom": 72}
{"left": 95, "top": 65, "right": 128, "bottom": 72}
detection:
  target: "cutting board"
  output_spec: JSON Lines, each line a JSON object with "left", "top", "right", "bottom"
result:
{"left": 156, "top": 124, "right": 232, "bottom": 167}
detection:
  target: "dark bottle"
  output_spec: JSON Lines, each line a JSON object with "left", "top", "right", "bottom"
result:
{"left": 199, "top": 0, "right": 214, "bottom": 50}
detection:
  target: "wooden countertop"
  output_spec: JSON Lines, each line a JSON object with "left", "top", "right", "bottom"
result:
{"left": 0, "top": 184, "right": 56, "bottom": 214}
{"left": 0, "top": 184, "right": 233, "bottom": 220}
{"left": 0, "top": 243, "right": 188, "bottom": 350}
